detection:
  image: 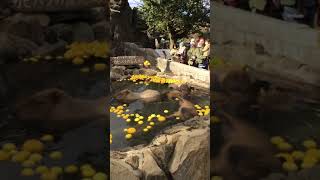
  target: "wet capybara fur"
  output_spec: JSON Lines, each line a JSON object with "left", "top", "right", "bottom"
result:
{"left": 114, "top": 89, "right": 161, "bottom": 104}
{"left": 15, "top": 88, "right": 108, "bottom": 132}
{"left": 166, "top": 96, "right": 198, "bottom": 120}
{"left": 211, "top": 111, "right": 281, "bottom": 180}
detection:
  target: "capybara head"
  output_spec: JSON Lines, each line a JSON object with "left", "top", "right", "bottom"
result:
{"left": 114, "top": 89, "right": 133, "bottom": 102}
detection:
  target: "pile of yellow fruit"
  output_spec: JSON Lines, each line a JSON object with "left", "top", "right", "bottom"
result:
{"left": 128, "top": 74, "right": 184, "bottom": 84}
{"left": 110, "top": 102, "right": 210, "bottom": 144}
{"left": 0, "top": 134, "right": 108, "bottom": 180}
{"left": 271, "top": 136, "right": 320, "bottom": 172}
{"left": 22, "top": 41, "right": 108, "bottom": 73}
{"left": 64, "top": 41, "right": 109, "bottom": 59}
{"left": 143, "top": 60, "right": 151, "bottom": 67}
{"left": 195, "top": 105, "right": 210, "bottom": 116}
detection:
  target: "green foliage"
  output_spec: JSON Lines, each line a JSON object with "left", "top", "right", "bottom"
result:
{"left": 139, "top": 0, "right": 210, "bottom": 41}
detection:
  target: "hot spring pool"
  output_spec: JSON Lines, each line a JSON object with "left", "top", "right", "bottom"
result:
{"left": 110, "top": 81, "right": 210, "bottom": 150}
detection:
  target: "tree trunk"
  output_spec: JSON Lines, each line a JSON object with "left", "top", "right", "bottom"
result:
{"left": 168, "top": 31, "right": 176, "bottom": 49}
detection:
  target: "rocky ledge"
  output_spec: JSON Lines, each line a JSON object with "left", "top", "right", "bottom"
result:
{"left": 110, "top": 116, "right": 210, "bottom": 180}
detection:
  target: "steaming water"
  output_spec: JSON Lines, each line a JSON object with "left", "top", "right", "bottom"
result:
{"left": 110, "top": 81, "right": 210, "bottom": 150}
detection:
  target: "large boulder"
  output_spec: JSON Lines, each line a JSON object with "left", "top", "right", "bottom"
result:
{"left": 169, "top": 128, "right": 210, "bottom": 180}
{"left": 110, "top": 0, "right": 150, "bottom": 46}
{"left": 48, "top": 23, "right": 73, "bottom": 43}
{"left": 110, "top": 116, "right": 210, "bottom": 180}
{"left": 72, "top": 22, "right": 95, "bottom": 42}
{"left": 0, "top": 32, "right": 38, "bottom": 60}
{"left": 110, "top": 158, "right": 141, "bottom": 180}
{"left": 32, "top": 40, "right": 67, "bottom": 56}
{"left": 92, "top": 20, "right": 111, "bottom": 41}
{"left": 0, "top": 13, "right": 50, "bottom": 44}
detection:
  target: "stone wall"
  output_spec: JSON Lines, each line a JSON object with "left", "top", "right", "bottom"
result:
{"left": 212, "top": 3, "right": 320, "bottom": 87}
{"left": 110, "top": 0, "right": 150, "bottom": 47}
{"left": 157, "top": 58, "right": 210, "bottom": 87}
{"left": 0, "top": 0, "right": 111, "bottom": 60}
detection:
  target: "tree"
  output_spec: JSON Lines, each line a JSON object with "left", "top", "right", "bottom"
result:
{"left": 139, "top": 0, "right": 210, "bottom": 49}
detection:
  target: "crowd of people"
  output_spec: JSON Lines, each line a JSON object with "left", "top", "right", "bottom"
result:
{"left": 170, "top": 38, "right": 211, "bottom": 70}
{"left": 216, "top": 0, "right": 319, "bottom": 28}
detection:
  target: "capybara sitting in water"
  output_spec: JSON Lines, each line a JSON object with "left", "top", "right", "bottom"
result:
{"left": 166, "top": 97, "right": 198, "bottom": 120}
{"left": 166, "top": 83, "right": 193, "bottom": 100}
{"left": 114, "top": 89, "right": 161, "bottom": 104}
{"left": 211, "top": 111, "right": 281, "bottom": 180}
{"left": 15, "top": 88, "right": 108, "bottom": 132}
{"left": 212, "top": 65, "right": 252, "bottom": 94}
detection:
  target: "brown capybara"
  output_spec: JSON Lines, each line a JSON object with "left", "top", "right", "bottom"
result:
{"left": 165, "top": 90, "right": 183, "bottom": 100}
{"left": 166, "top": 97, "right": 198, "bottom": 120}
{"left": 211, "top": 111, "right": 281, "bottom": 180}
{"left": 168, "top": 83, "right": 193, "bottom": 98}
{"left": 212, "top": 65, "right": 252, "bottom": 94}
{"left": 114, "top": 89, "right": 161, "bottom": 104}
{"left": 15, "top": 88, "right": 108, "bottom": 132}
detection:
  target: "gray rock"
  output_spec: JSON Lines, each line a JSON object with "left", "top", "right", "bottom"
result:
{"left": 72, "top": 22, "right": 95, "bottom": 42}
{"left": 140, "top": 150, "right": 166, "bottom": 180}
{"left": 169, "top": 128, "right": 210, "bottom": 180}
{"left": 0, "top": 32, "right": 38, "bottom": 60}
{"left": 110, "top": 159, "right": 140, "bottom": 180}
{"left": 32, "top": 41, "right": 67, "bottom": 56}
{"left": 0, "top": 13, "right": 49, "bottom": 44}
{"left": 110, "top": 117, "right": 210, "bottom": 180}
{"left": 91, "top": 7, "right": 108, "bottom": 22}
{"left": 92, "top": 21, "right": 111, "bottom": 41}
{"left": 111, "top": 66, "right": 126, "bottom": 81}
{"left": 140, "top": 68, "right": 158, "bottom": 76}
{"left": 48, "top": 24, "right": 73, "bottom": 43}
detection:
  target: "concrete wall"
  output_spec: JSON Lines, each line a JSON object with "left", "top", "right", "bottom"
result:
{"left": 157, "top": 58, "right": 210, "bottom": 84}
{"left": 212, "top": 3, "right": 320, "bottom": 87}
{"left": 115, "top": 42, "right": 210, "bottom": 88}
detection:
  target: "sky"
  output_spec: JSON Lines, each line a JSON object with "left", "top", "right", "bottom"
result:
{"left": 128, "top": 0, "right": 143, "bottom": 8}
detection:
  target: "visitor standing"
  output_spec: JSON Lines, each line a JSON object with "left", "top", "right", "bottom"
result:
{"left": 201, "top": 40, "right": 211, "bottom": 69}
{"left": 177, "top": 42, "right": 187, "bottom": 64}
{"left": 187, "top": 38, "right": 200, "bottom": 67}
{"left": 196, "top": 38, "right": 206, "bottom": 69}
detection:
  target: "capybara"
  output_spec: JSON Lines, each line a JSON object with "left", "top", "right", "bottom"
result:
{"left": 15, "top": 88, "right": 108, "bottom": 132}
{"left": 211, "top": 111, "right": 281, "bottom": 180}
{"left": 114, "top": 89, "right": 161, "bottom": 104}
{"left": 166, "top": 97, "right": 198, "bottom": 120}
